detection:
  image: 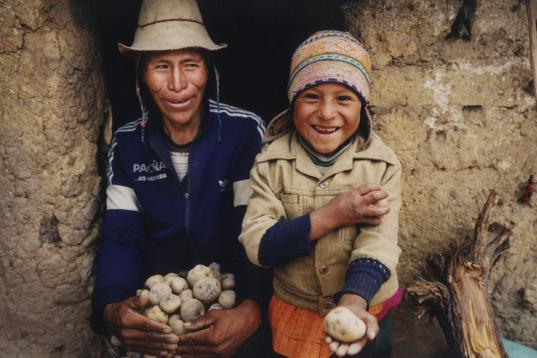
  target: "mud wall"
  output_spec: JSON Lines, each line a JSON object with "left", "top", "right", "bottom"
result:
{"left": 346, "top": 0, "right": 537, "bottom": 348}
{"left": 0, "top": 0, "right": 105, "bottom": 357}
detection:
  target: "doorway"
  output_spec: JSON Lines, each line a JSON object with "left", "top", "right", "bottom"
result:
{"left": 97, "top": 0, "right": 349, "bottom": 128}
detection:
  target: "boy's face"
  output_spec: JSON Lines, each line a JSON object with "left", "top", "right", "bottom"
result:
{"left": 293, "top": 83, "right": 362, "bottom": 154}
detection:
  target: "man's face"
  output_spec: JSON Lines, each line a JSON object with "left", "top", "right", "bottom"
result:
{"left": 144, "top": 49, "right": 208, "bottom": 143}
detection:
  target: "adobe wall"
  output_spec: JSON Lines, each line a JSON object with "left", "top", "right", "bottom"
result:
{"left": 347, "top": 0, "right": 537, "bottom": 348}
{"left": 0, "top": 0, "right": 105, "bottom": 356}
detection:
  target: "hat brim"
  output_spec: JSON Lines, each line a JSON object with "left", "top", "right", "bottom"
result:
{"left": 118, "top": 21, "right": 227, "bottom": 55}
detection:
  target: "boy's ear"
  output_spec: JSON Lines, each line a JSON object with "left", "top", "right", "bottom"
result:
{"left": 356, "top": 105, "right": 372, "bottom": 145}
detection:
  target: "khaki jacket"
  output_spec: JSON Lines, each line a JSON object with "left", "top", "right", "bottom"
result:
{"left": 239, "top": 131, "right": 402, "bottom": 315}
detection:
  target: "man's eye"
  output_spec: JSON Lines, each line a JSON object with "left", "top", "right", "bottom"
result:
{"left": 155, "top": 63, "right": 168, "bottom": 69}
{"left": 185, "top": 63, "right": 200, "bottom": 69}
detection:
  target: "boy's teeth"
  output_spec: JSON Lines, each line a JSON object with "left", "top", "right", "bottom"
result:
{"left": 314, "top": 125, "right": 337, "bottom": 133}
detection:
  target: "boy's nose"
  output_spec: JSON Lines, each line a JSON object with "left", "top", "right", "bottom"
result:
{"left": 319, "top": 100, "right": 336, "bottom": 120}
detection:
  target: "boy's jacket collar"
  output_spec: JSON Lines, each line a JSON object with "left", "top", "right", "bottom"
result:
{"left": 257, "top": 132, "right": 399, "bottom": 180}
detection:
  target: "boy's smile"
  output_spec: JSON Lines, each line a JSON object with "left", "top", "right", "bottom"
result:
{"left": 293, "top": 83, "right": 362, "bottom": 155}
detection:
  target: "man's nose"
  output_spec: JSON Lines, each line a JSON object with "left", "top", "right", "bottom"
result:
{"left": 169, "top": 67, "right": 187, "bottom": 92}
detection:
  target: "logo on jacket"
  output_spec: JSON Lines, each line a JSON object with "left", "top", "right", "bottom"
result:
{"left": 133, "top": 160, "right": 168, "bottom": 182}
{"left": 218, "top": 179, "right": 229, "bottom": 191}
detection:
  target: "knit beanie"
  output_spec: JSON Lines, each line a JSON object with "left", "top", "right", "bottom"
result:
{"left": 287, "top": 30, "right": 372, "bottom": 105}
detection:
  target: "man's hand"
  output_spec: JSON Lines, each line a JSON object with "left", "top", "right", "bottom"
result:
{"left": 326, "top": 293, "right": 379, "bottom": 357}
{"left": 175, "top": 299, "right": 261, "bottom": 358}
{"left": 310, "top": 184, "right": 390, "bottom": 240}
{"left": 104, "top": 296, "right": 179, "bottom": 356}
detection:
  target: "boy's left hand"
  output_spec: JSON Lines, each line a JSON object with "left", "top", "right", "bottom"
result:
{"left": 326, "top": 293, "right": 379, "bottom": 357}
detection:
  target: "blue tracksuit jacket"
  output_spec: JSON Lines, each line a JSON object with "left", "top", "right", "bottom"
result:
{"left": 91, "top": 100, "right": 267, "bottom": 333}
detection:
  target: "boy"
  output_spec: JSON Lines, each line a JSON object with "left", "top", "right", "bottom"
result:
{"left": 240, "top": 30, "right": 402, "bottom": 358}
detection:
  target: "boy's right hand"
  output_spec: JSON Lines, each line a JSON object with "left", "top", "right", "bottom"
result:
{"left": 103, "top": 296, "right": 179, "bottom": 356}
{"left": 310, "top": 184, "right": 389, "bottom": 240}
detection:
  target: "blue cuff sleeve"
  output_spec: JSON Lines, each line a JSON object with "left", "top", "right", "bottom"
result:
{"left": 258, "top": 214, "right": 312, "bottom": 267}
{"left": 337, "top": 258, "right": 391, "bottom": 304}
{"left": 90, "top": 286, "right": 132, "bottom": 334}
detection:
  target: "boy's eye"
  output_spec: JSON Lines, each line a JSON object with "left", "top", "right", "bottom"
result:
{"left": 337, "top": 95, "right": 353, "bottom": 101}
{"left": 301, "top": 92, "right": 319, "bottom": 100}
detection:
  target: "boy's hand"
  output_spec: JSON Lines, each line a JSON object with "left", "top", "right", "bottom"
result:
{"left": 103, "top": 296, "right": 179, "bottom": 356}
{"left": 310, "top": 184, "right": 389, "bottom": 240}
{"left": 326, "top": 294, "right": 379, "bottom": 357}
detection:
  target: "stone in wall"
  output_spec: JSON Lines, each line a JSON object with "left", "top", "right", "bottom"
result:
{"left": 0, "top": 0, "right": 105, "bottom": 356}
{"left": 346, "top": 0, "right": 537, "bottom": 351}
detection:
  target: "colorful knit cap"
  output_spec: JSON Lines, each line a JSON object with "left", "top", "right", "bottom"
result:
{"left": 288, "top": 30, "right": 372, "bottom": 104}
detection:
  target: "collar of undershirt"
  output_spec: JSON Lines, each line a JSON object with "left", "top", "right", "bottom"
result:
{"left": 298, "top": 135, "right": 353, "bottom": 168}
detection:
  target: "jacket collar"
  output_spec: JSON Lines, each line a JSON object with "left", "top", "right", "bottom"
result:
{"left": 258, "top": 131, "right": 398, "bottom": 179}
{"left": 143, "top": 105, "right": 215, "bottom": 182}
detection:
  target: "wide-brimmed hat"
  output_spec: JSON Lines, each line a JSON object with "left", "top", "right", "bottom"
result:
{"left": 118, "top": 0, "right": 227, "bottom": 54}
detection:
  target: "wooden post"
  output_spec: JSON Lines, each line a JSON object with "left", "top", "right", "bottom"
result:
{"left": 527, "top": 0, "right": 537, "bottom": 101}
{"left": 408, "top": 191, "right": 511, "bottom": 358}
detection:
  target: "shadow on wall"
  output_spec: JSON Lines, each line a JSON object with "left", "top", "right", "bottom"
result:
{"left": 97, "top": 0, "right": 352, "bottom": 129}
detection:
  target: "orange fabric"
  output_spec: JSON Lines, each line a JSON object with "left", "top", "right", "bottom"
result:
{"left": 269, "top": 295, "right": 331, "bottom": 358}
{"left": 269, "top": 291, "right": 402, "bottom": 358}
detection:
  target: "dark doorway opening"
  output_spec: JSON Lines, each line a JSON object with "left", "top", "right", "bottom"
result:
{"left": 97, "top": 0, "right": 349, "bottom": 129}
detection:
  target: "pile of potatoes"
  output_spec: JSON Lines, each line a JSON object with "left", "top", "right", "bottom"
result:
{"left": 137, "top": 263, "right": 236, "bottom": 335}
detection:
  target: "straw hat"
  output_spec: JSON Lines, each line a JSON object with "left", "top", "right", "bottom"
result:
{"left": 118, "top": 0, "right": 227, "bottom": 54}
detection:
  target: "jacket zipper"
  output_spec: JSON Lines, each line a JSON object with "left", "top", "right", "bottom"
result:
{"left": 184, "top": 140, "right": 195, "bottom": 235}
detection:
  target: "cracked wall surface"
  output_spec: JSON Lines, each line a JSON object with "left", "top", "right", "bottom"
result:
{"left": 346, "top": 0, "right": 537, "bottom": 350}
{"left": 0, "top": 0, "right": 105, "bottom": 356}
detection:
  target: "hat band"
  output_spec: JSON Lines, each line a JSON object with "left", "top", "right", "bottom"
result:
{"left": 288, "top": 53, "right": 372, "bottom": 90}
{"left": 138, "top": 18, "right": 203, "bottom": 29}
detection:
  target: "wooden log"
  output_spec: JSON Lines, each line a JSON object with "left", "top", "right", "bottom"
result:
{"left": 408, "top": 191, "right": 511, "bottom": 358}
{"left": 527, "top": 0, "right": 537, "bottom": 101}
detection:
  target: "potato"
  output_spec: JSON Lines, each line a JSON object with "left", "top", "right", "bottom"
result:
{"left": 209, "top": 262, "right": 223, "bottom": 281}
{"left": 168, "top": 314, "right": 188, "bottom": 335}
{"left": 193, "top": 277, "right": 221, "bottom": 303}
{"left": 164, "top": 272, "right": 179, "bottom": 283}
{"left": 170, "top": 276, "right": 188, "bottom": 294}
{"left": 209, "top": 262, "right": 221, "bottom": 273}
{"left": 180, "top": 289, "right": 193, "bottom": 301}
{"left": 208, "top": 303, "right": 224, "bottom": 311}
{"left": 159, "top": 294, "right": 182, "bottom": 314}
{"left": 323, "top": 307, "right": 366, "bottom": 343}
{"left": 221, "top": 273, "right": 235, "bottom": 290}
{"left": 144, "top": 305, "right": 169, "bottom": 325}
{"left": 136, "top": 289, "right": 150, "bottom": 307}
{"left": 145, "top": 274, "right": 165, "bottom": 289}
{"left": 180, "top": 298, "right": 205, "bottom": 322}
{"left": 218, "top": 290, "right": 236, "bottom": 309}
{"left": 150, "top": 282, "right": 172, "bottom": 305}
{"left": 187, "top": 264, "right": 212, "bottom": 286}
